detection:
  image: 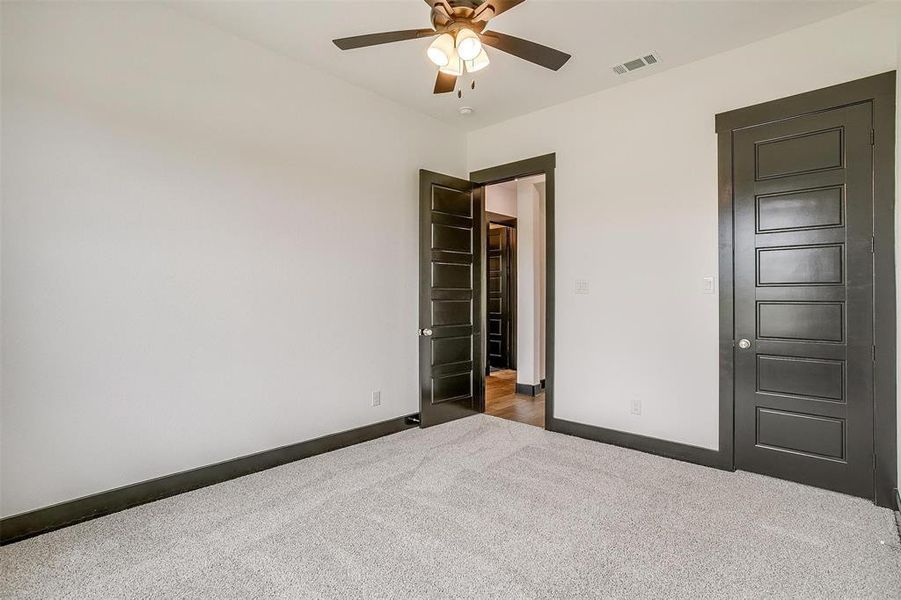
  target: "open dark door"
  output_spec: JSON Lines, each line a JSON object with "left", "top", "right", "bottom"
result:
{"left": 487, "top": 225, "right": 514, "bottom": 370}
{"left": 419, "top": 170, "right": 484, "bottom": 428}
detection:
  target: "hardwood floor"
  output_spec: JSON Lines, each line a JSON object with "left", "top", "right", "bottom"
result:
{"left": 485, "top": 369, "right": 545, "bottom": 427}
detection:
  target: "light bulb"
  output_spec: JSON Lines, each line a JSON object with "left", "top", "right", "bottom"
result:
{"left": 439, "top": 50, "right": 464, "bottom": 77}
{"left": 427, "top": 33, "right": 455, "bottom": 67}
{"left": 465, "top": 49, "right": 490, "bottom": 73}
{"left": 455, "top": 28, "right": 482, "bottom": 61}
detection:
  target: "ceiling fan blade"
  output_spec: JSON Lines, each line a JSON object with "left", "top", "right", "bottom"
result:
{"left": 333, "top": 29, "right": 437, "bottom": 50}
{"left": 472, "top": 0, "right": 526, "bottom": 22}
{"left": 433, "top": 71, "right": 457, "bottom": 94}
{"left": 479, "top": 30, "right": 571, "bottom": 71}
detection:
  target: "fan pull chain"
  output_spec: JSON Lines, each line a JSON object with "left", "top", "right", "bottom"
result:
{"left": 456, "top": 79, "right": 477, "bottom": 99}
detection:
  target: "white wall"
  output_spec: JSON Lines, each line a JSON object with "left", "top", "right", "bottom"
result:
{"left": 485, "top": 181, "right": 517, "bottom": 217}
{"left": 515, "top": 176, "right": 545, "bottom": 387}
{"left": 537, "top": 182, "right": 546, "bottom": 382}
{"left": 0, "top": 1, "right": 466, "bottom": 517}
{"left": 515, "top": 179, "right": 538, "bottom": 386}
{"left": 467, "top": 3, "right": 900, "bottom": 451}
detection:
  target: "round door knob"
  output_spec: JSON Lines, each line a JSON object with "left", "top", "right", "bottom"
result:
{"left": 419, "top": 328, "right": 433, "bottom": 337}
{"left": 737, "top": 338, "right": 751, "bottom": 349}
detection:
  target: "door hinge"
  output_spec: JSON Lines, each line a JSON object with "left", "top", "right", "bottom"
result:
{"left": 871, "top": 236, "right": 875, "bottom": 254}
{"left": 873, "top": 345, "right": 877, "bottom": 361}
{"left": 870, "top": 129, "right": 875, "bottom": 146}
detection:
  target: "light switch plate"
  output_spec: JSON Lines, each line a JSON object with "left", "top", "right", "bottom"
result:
{"left": 575, "top": 279, "right": 590, "bottom": 295}
{"left": 702, "top": 276, "right": 716, "bottom": 294}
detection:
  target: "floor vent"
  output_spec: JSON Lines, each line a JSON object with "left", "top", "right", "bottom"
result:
{"left": 612, "top": 53, "right": 659, "bottom": 75}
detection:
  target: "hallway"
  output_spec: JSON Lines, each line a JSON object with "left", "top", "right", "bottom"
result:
{"left": 485, "top": 369, "right": 545, "bottom": 428}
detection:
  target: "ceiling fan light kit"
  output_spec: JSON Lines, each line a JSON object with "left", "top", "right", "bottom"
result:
{"left": 332, "top": 0, "right": 572, "bottom": 95}
{"left": 465, "top": 49, "right": 490, "bottom": 73}
{"left": 439, "top": 54, "right": 464, "bottom": 77}
{"left": 454, "top": 28, "right": 482, "bottom": 61}
{"left": 427, "top": 33, "right": 455, "bottom": 67}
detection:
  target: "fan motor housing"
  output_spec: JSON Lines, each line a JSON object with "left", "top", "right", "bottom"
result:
{"left": 430, "top": 1, "right": 492, "bottom": 31}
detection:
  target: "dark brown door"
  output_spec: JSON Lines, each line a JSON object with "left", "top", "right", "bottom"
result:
{"left": 733, "top": 102, "right": 874, "bottom": 498}
{"left": 419, "top": 170, "right": 483, "bottom": 428}
{"left": 487, "top": 225, "right": 513, "bottom": 369}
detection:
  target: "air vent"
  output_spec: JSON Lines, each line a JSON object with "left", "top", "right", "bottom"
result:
{"left": 611, "top": 53, "right": 659, "bottom": 75}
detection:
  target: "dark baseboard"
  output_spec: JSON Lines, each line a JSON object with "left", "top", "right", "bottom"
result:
{"left": 0, "top": 414, "right": 417, "bottom": 546}
{"left": 516, "top": 382, "right": 542, "bottom": 396}
{"left": 548, "top": 417, "right": 732, "bottom": 471}
{"left": 894, "top": 489, "right": 901, "bottom": 542}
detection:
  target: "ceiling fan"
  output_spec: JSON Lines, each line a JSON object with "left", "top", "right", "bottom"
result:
{"left": 332, "top": 0, "right": 572, "bottom": 94}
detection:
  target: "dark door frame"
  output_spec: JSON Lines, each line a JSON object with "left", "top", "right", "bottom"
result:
{"left": 471, "top": 154, "right": 555, "bottom": 427}
{"left": 486, "top": 211, "right": 517, "bottom": 227}
{"left": 486, "top": 213, "right": 517, "bottom": 372}
{"left": 715, "top": 71, "right": 897, "bottom": 508}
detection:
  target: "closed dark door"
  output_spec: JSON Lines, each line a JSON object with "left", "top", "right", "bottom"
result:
{"left": 733, "top": 102, "right": 874, "bottom": 498}
{"left": 419, "top": 170, "right": 483, "bottom": 428}
{"left": 487, "top": 226, "right": 513, "bottom": 369}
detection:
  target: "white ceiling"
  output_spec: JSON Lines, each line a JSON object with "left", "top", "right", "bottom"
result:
{"left": 171, "top": 0, "right": 865, "bottom": 131}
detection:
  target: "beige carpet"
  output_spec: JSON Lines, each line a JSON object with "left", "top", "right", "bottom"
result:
{"left": 2, "top": 414, "right": 900, "bottom": 599}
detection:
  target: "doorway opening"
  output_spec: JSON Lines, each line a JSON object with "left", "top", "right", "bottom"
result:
{"left": 482, "top": 176, "right": 547, "bottom": 428}
{"left": 417, "top": 154, "right": 554, "bottom": 431}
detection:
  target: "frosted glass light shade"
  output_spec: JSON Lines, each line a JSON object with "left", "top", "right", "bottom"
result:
{"left": 439, "top": 51, "right": 464, "bottom": 76}
{"left": 427, "top": 33, "right": 455, "bottom": 67}
{"left": 455, "top": 28, "right": 482, "bottom": 61}
{"left": 465, "top": 49, "right": 490, "bottom": 73}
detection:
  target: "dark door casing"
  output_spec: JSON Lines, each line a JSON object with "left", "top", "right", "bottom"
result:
{"left": 732, "top": 103, "right": 875, "bottom": 498}
{"left": 418, "top": 170, "right": 484, "bottom": 428}
{"left": 487, "top": 225, "right": 514, "bottom": 370}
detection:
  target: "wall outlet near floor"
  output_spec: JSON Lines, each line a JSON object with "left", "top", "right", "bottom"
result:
{"left": 371, "top": 390, "right": 381, "bottom": 407}
{"left": 630, "top": 398, "right": 642, "bottom": 416}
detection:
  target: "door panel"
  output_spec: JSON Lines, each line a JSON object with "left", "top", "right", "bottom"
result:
{"left": 733, "top": 102, "right": 874, "bottom": 498}
{"left": 487, "top": 226, "right": 513, "bottom": 369}
{"left": 419, "top": 170, "right": 483, "bottom": 428}
{"left": 756, "top": 187, "right": 844, "bottom": 232}
{"left": 756, "top": 355, "right": 844, "bottom": 402}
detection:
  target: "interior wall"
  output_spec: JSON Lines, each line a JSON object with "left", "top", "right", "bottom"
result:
{"left": 515, "top": 176, "right": 546, "bottom": 388}
{"left": 485, "top": 182, "right": 517, "bottom": 218}
{"left": 515, "top": 179, "right": 538, "bottom": 386}
{"left": 536, "top": 182, "right": 547, "bottom": 382}
{"left": 0, "top": 1, "right": 466, "bottom": 517}
{"left": 466, "top": 3, "right": 900, "bottom": 451}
